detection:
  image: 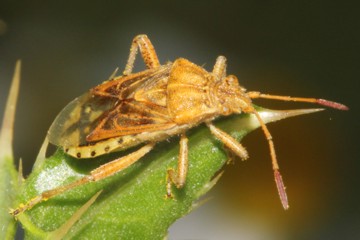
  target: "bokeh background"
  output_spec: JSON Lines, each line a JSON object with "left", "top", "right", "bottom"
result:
{"left": 0, "top": 1, "right": 358, "bottom": 239}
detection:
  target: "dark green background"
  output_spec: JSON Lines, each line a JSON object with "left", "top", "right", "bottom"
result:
{"left": 0, "top": 1, "right": 358, "bottom": 239}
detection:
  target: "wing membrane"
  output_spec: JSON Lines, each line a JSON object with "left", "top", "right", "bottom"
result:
{"left": 86, "top": 100, "right": 175, "bottom": 142}
{"left": 47, "top": 92, "right": 118, "bottom": 147}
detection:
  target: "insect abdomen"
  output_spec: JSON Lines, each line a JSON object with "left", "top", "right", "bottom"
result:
{"left": 66, "top": 136, "right": 128, "bottom": 158}
{"left": 65, "top": 123, "right": 197, "bottom": 159}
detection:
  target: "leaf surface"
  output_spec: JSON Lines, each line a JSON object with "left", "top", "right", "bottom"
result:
{"left": 15, "top": 107, "right": 322, "bottom": 239}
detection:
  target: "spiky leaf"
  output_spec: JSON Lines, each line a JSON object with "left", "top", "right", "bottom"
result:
{"left": 12, "top": 107, "right": 322, "bottom": 240}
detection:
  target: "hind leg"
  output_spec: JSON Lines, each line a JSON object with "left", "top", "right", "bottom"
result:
{"left": 10, "top": 143, "right": 155, "bottom": 216}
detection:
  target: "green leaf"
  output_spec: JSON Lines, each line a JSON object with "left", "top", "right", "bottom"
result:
{"left": 0, "top": 61, "right": 21, "bottom": 240}
{"left": 14, "top": 107, "right": 322, "bottom": 239}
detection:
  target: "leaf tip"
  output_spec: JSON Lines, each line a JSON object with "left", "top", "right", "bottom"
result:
{"left": 47, "top": 190, "right": 103, "bottom": 240}
{"left": 18, "top": 158, "right": 24, "bottom": 185}
{"left": 258, "top": 108, "right": 325, "bottom": 126}
{"left": 33, "top": 137, "right": 50, "bottom": 169}
{"left": 0, "top": 60, "right": 21, "bottom": 158}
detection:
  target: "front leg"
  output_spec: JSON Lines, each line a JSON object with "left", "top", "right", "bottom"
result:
{"left": 206, "top": 122, "right": 249, "bottom": 160}
{"left": 166, "top": 133, "right": 189, "bottom": 197}
{"left": 123, "top": 34, "right": 161, "bottom": 75}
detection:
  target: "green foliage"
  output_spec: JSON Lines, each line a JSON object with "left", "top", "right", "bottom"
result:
{"left": 13, "top": 108, "right": 320, "bottom": 239}
{"left": 0, "top": 61, "right": 21, "bottom": 240}
{"left": 0, "top": 155, "right": 18, "bottom": 240}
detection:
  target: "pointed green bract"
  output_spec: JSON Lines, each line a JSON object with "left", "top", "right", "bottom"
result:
{"left": 0, "top": 61, "right": 21, "bottom": 240}
{"left": 13, "top": 107, "right": 322, "bottom": 239}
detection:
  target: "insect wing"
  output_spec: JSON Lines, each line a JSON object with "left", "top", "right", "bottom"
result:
{"left": 48, "top": 63, "right": 174, "bottom": 148}
{"left": 47, "top": 92, "right": 118, "bottom": 148}
{"left": 86, "top": 99, "right": 176, "bottom": 142}
{"left": 92, "top": 63, "right": 172, "bottom": 100}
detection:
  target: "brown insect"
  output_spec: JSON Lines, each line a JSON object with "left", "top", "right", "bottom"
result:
{"left": 10, "top": 34, "right": 348, "bottom": 216}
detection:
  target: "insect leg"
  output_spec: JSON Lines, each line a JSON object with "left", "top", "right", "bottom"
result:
{"left": 206, "top": 122, "right": 249, "bottom": 160}
{"left": 10, "top": 143, "right": 154, "bottom": 217}
{"left": 166, "top": 133, "right": 189, "bottom": 198}
{"left": 245, "top": 107, "right": 289, "bottom": 210}
{"left": 208, "top": 118, "right": 289, "bottom": 209}
{"left": 212, "top": 56, "right": 227, "bottom": 80}
{"left": 224, "top": 147, "right": 238, "bottom": 165}
{"left": 123, "top": 35, "right": 161, "bottom": 75}
{"left": 247, "top": 91, "right": 349, "bottom": 110}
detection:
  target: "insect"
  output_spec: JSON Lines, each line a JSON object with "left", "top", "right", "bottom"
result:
{"left": 10, "top": 34, "right": 348, "bottom": 216}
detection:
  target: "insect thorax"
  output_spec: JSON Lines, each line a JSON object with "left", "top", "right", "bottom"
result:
{"left": 166, "top": 58, "right": 218, "bottom": 124}
{"left": 167, "top": 58, "right": 248, "bottom": 124}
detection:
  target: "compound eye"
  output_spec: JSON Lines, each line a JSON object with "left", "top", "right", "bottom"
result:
{"left": 226, "top": 77, "right": 234, "bottom": 85}
{"left": 225, "top": 75, "right": 240, "bottom": 87}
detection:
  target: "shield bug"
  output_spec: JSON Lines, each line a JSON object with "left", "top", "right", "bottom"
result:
{"left": 10, "top": 34, "right": 348, "bottom": 216}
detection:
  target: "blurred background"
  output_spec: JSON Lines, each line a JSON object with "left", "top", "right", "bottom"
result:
{"left": 0, "top": 1, "right": 358, "bottom": 239}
